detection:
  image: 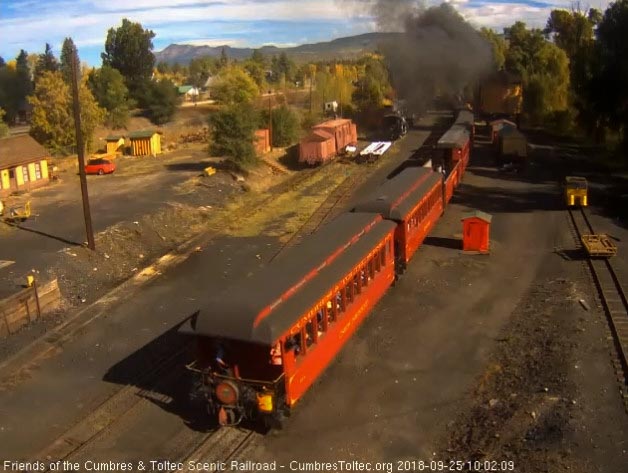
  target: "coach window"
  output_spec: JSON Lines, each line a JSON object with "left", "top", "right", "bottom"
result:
{"left": 375, "top": 251, "right": 381, "bottom": 272}
{"left": 356, "top": 271, "right": 362, "bottom": 293}
{"left": 369, "top": 258, "right": 375, "bottom": 279}
{"left": 327, "top": 299, "right": 336, "bottom": 323}
{"left": 380, "top": 246, "right": 386, "bottom": 267}
{"left": 305, "top": 321, "right": 315, "bottom": 347}
{"left": 345, "top": 281, "right": 353, "bottom": 304}
{"left": 338, "top": 290, "right": 346, "bottom": 313}
{"left": 320, "top": 305, "right": 329, "bottom": 332}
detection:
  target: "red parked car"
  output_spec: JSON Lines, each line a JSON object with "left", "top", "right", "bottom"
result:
{"left": 85, "top": 158, "right": 115, "bottom": 175}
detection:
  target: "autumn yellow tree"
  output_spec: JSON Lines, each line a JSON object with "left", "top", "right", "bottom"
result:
{"left": 211, "top": 66, "right": 259, "bottom": 105}
{"left": 28, "top": 71, "right": 105, "bottom": 154}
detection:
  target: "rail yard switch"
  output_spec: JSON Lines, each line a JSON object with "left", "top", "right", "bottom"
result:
{"left": 461, "top": 211, "right": 492, "bottom": 253}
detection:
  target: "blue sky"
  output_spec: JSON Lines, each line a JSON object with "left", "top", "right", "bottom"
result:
{"left": 0, "top": 0, "right": 612, "bottom": 65}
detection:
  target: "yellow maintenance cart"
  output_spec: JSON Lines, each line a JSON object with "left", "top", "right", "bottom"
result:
{"left": 581, "top": 234, "right": 617, "bottom": 257}
{"left": 565, "top": 176, "right": 588, "bottom": 207}
{"left": 1, "top": 201, "right": 31, "bottom": 223}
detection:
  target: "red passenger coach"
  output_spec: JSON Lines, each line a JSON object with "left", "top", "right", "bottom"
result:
{"left": 352, "top": 168, "right": 443, "bottom": 268}
{"left": 437, "top": 124, "right": 471, "bottom": 179}
{"left": 180, "top": 213, "right": 396, "bottom": 427}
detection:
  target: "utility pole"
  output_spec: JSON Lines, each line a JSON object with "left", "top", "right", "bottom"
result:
{"left": 70, "top": 44, "right": 95, "bottom": 250}
{"left": 268, "top": 90, "right": 273, "bottom": 151}
{"left": 309, "top": 74, "right": 313, "bottom": 115}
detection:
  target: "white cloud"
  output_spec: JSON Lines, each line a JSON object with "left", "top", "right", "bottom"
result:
{"left": 173, "top": 38, "right": 246, "bottom": 47}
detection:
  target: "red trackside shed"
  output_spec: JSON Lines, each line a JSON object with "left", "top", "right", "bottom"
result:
{"left": 462, "top": 210, "right": 492, "bottom": 253}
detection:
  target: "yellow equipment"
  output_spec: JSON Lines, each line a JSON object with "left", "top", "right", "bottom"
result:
{"left": 581, "top": 234, "right": 617, "bottom": 257}
{"left": 565, "top": 176, "right": 588, "bottom": 207}
{"left": 2, "top": 201, "right": 31, "bottom": 223}
{"left": 256, "top": 392, "right": 274, "bottom": 413}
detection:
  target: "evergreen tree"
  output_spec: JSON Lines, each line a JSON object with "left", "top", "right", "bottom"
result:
{"left": 102, "top": 19, "right": 156, "bottom": 98}
{"left": 34, "top": 43, "right": 59, "bottom": 80}
{"left": 60, "top": 38, "right": 78, "bottom": 84}
{"left": 220, "top": 47, "right": 229, "bottom": 68}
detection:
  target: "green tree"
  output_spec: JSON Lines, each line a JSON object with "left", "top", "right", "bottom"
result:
{"left": 262, "top": 105, "right": 299, "bottom": 147}
{"left": 87, "top": 65, "right": 132, "bottom": 128}
{"left": 0, "top": 108, "right": 9, "bottom": 138}
{"left": 211, "top": 66, "right": 259, "bottom": 104}
{"left": 102, "top": 19, "right": 156, "bottom": 98}
{"left": 351, "top": 57, "right": 391, "bottom": 112}
{"left": 219, "top": 47, "right": 229, "bottom": 68}
{"left": 243, "top": 58, "right": 266, "bottom": 88}
{"left": 270, "top": 52, "right": 295, "bottom": 84}
{"left": 209, "top": 102, "right": 259, "bottom": 166}
{"left": 480, "top": 28, "right": 507, "bottom": 70}
{"left": 187, "top": 57, "right": 216, "bottom": 88}
{"left": 156, "top": 61, "right": 170, "bottom": 74}
{"left": 504, "top": 22, "right": 571, "bottom": 124}
{"left": 594, "top": 0, "right": 628, "bottom": 147}
{"left": 28, "top": 71, "right": 104, "bottom": 154}
{"left": 0, "top": 56, "right": 5, "bottom": 68}
{"left": 34, "top": 43, "right": 59, "bottom": 80}
{"left": 60, "top": 38, "right": 78, "bottom": 84}
{"left": 0, "top": 65, "right": 19, "bottom": 122}
{"left": 545, "top": 8, "right": 601, "bottom": 133}
{"left": 250, "top": 49, "right": 266, "bottom": 66}
{"left": 143, "top": 78, "right": 179, "bottom": 125}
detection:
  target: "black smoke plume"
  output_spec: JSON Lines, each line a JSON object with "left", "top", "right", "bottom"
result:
{"left": 348, "top": 1, "right": 492, "bottom": 112}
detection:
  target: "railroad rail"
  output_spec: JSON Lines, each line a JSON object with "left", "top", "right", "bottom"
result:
{"left": 568, "top": 206, "right": 628, "bottom": 410}
{"left": 36, "top": 345, "right": 189, "bottom": 466}
{"left": 268, "top": 169, "right": 362, "bottom": 261}
{"left": 174, "top": 428, "right": 261, "bottom": 472}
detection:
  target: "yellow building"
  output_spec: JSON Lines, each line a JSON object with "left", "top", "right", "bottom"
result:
{"left": 0, "top": 135, "right": 50, "bottom": 197}
{"left": 105, "top": 135, "right": 125, "bottom": 155}
{"left": 128, "top": 130, "right": 162, "bottom": 157}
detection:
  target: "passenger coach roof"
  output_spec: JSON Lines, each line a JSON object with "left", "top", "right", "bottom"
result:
{"left": 437, "top": 125, "right": 470, "bottom": 149}
{"left": 181, "top": 213, "right": 394, "bottom": 344}
{"left": 352, "top": 168, "right": 441, "bottom": 221}
{"left": 454, "top": 111, "right": 474, "bottom": 128}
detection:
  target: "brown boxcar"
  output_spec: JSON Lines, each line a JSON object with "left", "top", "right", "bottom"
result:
{"left": 312, "top": 119, "right": 358, "bottom": 153}
{"left": 299, "top": 129, "right": 336, "bottom": 165}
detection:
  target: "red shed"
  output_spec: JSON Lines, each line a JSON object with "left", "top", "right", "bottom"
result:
{"left": 461, "top": 211, "right": 492, "bottom": 253}
{"left": 254, "top": 129, "right": 270, "bottom": 155}
{"left": 299, "top": 129, "right": 336, "bottom": 165}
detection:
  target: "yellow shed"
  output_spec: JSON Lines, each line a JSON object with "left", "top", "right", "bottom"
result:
{"left": 128, "top": 130, "right": 163, "bottom": 157}
{"left": 105, "top": 135, "right": 125, "bottom": 155}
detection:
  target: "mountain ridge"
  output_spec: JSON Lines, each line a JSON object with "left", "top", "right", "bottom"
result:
{"left": 154, "top": 32, "right": 400, "bottom": 65}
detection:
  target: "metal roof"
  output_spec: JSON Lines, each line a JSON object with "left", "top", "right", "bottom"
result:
{"left": 462, "top": 210, "right": 492, "bottom": 223}
{"left": 437, "top": 125, "right": 470, "bottom": 149}
{"left": 0, "top": 135, "right": 49, "bottom": 169}
{"left": 313, "top": 118, "right": 353, "bottom": 129}
{"left": 454, "top": 110, "right": 474, "bottom": 128}
{"left": 180, "top": 213, "right": 394, "bottom": 344}
{"left": 352, "top": 168, "right": 442, "bottom": 221}
{"left": 128, "top": 130, "right": 161, "bottom": 139}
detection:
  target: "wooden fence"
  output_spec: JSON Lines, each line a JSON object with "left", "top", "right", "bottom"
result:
{"left": 0, "top": 279, "right": 61, "bottom": 338}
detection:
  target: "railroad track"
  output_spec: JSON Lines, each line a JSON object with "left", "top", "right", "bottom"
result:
{"left": 568, "top": 206, "right": 628, "bottom": 411}
{"left": 34, "top": 341, "right": 190, "bottom": 464}
{"left": 174, "top": 428, "right": 261, "bottom": 472}
{"left": 268, "top": 169, "right": 362, "bottom": 261}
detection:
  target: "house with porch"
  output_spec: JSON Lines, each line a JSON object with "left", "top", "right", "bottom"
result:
{"left": 0, "top": 135, "right": 50, "bottom": 196}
